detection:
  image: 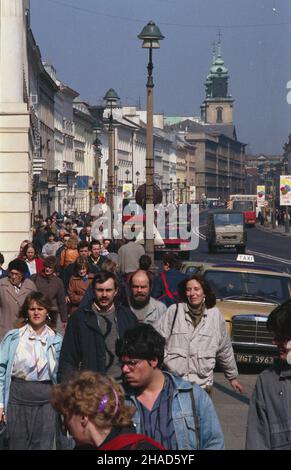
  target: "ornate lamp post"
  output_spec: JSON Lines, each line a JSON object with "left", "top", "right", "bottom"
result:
{"left": 114, "top": 165, "right": 119, "bottom": 196}
{"left": 125, "top": 169, "right": 130, "bottom": 182}
{"left": 138, "top": 20, "right": 164, "bottom": 262}
{"left": 92, "top": 134, "right": 102, "bottom": 203}
{"left": 103, "top": 88, "right": 120, "bottom": 235}
{"left": 135, "top": 171, "right": 140, "bottom": 188}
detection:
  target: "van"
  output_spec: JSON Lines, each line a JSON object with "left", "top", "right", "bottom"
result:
{"left": 206, "top": 210, "right": 247, "bottom": 253}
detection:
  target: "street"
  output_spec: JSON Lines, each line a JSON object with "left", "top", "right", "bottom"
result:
{"left": 213, "top": 370, "right": 257, "bottom": 450}
{"left": 190, "top": 212, "right": 291, "bottom": 449}
{"left": 195, "top": 210, "right": 291, "bottom": 268}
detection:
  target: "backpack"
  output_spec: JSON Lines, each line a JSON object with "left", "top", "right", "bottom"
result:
{"left": 158, "top": 272, "right": 180, "bottom": 307}
{"left": 98, "top": 433, "right": 165, "bottom": 450}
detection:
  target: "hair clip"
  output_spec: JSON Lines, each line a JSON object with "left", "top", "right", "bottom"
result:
{"left": 98, "top": 394, "right": 109, "bottom": 413}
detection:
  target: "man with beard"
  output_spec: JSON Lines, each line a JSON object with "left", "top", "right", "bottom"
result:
{"left": 128, "top": 270, "right": 166, "bottom": 324}
{"left": 57, "top": 271, "right": 138, "bottom": 383}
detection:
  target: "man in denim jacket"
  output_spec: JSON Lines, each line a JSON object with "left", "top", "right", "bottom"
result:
{"left": 116, "top": 324, "right": 224, "bottom": 450}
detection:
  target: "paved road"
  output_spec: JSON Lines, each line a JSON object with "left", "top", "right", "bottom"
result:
{"left": 213, "top": 369, "right": 258, "bottom": 450}
{"left": 193, "top": 210, "right": 291, "bottom": 268}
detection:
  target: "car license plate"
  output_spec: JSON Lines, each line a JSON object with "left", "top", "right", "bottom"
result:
{"left": 223, "top": 244, "right": 235, "bottom": 248}
{"left": 234, "top": 353, "right": 274, "bottom": 365}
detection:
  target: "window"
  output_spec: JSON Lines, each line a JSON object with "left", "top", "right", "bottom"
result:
{"left": 216, "top": 107, "right": 223, "bottom": 123}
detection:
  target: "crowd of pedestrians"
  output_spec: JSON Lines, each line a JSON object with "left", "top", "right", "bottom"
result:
{"left": 0, "top": 210, "right": 290, "bottom": 450}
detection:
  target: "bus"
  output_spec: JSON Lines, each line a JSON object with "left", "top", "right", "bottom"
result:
{"left": 228, "top": 194, "right": 256, "bottom": 227}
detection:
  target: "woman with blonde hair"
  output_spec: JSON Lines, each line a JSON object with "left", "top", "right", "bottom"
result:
{"left": 51, "top": 370, "right": 164, "bottom": 450}
{"left": 59, "top": 237, "right": 79, "bottom": 268}
{"left": 0, "top": 292, "right": 62, "bottom": 449}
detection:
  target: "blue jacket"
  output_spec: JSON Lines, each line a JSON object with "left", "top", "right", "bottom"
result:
{"left": 151, "top": 269, "right": 186, "bottom": 306}
{"left": 0, "top": 327, "right": 63, "bottom": 413}
{"left": 125, "top": 372, "right": 224, "bottom": 450}
{"left": 0, "top": 269, "right": 8, "bottom": 280}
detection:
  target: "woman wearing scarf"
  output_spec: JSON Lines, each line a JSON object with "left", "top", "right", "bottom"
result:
{"left": 154, "top": 274, "right": 243, "bottom": 396}
{"left": 0, "top": 292, "right": 62, "bottom": 449}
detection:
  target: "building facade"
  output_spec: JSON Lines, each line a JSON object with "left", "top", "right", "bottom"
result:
{"left": 0, "top": 0, "right": 33, "bottom": 263}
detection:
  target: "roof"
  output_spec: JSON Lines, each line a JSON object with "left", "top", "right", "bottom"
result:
{"left": 205, "top": 263, "right": 291, "bottom": 277}
{"left": 165, "top": 119, "right": 242, "bottom": 143}
{"left": 208, "top": 209, "right": 243, "bottom": 214}
{"left": 204, "top": 124, "right": 237, "bottom": 140}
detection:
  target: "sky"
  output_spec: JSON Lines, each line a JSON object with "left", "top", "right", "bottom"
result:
{"left": 30, "top": 0, "right": 291, "bottom": 155}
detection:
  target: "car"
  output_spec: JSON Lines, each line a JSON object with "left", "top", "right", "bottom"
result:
{"left": 180, "top": 259, "right": 291, "bottom": 366}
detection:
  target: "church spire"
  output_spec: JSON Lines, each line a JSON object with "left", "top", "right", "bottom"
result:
{"left": 217, "top": 30, "right": 222, "bottom": 57}
{"left": 201, "top": 39, "right": 234, "bottom": 125}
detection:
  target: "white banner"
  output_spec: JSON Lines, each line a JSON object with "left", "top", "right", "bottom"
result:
{"left": 256, "top": 185, "right": 265, "bottom": 207}
{"left": 123, "top": 183, "right": 133, "bottom": 198}
{"left": 280, "top": 175, "right": 291, "bottom": 206}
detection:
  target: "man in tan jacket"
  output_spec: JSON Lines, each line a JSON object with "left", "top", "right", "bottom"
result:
{"left": 0, "top": 259, "right": 36, "bottom": 340}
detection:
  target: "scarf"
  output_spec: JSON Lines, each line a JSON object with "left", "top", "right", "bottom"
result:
{"left": 28, "top": 327, "right": 48, "bottom": 376}
{"left": 186, "top": 300, "right": 206, "bottom": 328}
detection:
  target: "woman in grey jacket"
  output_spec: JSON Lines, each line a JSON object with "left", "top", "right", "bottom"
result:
{"left": 154, "top": 273, "right": 243, "bottom": 395}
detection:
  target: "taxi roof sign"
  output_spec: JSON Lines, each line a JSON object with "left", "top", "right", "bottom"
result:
{"left": 236, "top": 254, "right": 255, "bottom": 263}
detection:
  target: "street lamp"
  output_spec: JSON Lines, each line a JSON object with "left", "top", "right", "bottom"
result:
{"left": 125, "top": 169, "right": 130, "bottom": 182}
{"left": 103, "top": 88, "right": 120, "bottom": 236}
{"left": 135, "top": 171, "right": 140, "bottom": 188}
{"left": 269, "top": 164, "right": 276, "bottom": 230}
{"left": 138, "top": 20, "right": 164, "bottom": 263}
{"left": 114, "top": 165, "right": 119, "bottom": 196}
{"left": 169, "top": 177, "right": 173, "bottom": 203}
{"left": 177, "top": 178, "right": 180, "bottom": 204}
{"left": 92, "top": 134, "right": 102, "bottom": 205}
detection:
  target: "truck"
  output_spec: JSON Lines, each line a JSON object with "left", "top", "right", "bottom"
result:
{"left": 228, "top": 194, "right": 257, "bottom": 227}
{"left": 206, "top": 209, "right": 247, "bottom": 254}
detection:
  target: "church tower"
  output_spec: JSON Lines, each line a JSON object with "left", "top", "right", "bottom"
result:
{"left": 201, "top": 38, "right": 234, "bottom": 125}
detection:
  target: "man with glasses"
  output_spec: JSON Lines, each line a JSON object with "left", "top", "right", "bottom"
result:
{"left": 246, "top": 300, "right": 291, "bottom": 450}
{"left": 0, "top": 259, "right": 36, "bottom": 339}
{"left": 57, "top": 271, "right": 138, "bottom": 383}
{"left": 116, "top": 324, "right": 224, "bottom": 450}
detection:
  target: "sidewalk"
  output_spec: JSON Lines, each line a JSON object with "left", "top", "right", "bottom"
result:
{"left": 256, "top": 222, "right": 291, "bottom": 237}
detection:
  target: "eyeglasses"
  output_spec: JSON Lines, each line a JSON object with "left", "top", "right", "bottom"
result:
{"left": 119, "top": 359, "right": 143, "bottom": 371}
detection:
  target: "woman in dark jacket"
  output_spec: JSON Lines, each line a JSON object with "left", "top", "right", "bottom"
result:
{"left": 67, "top": 257, "right": 94, "bottom": 315}
{"left": 151, "top": 253, "right": 186, "bottom": 307}
{"left": 31, "top": 256, "right": 68, "bottom": 329}
{"left": 22, "top": 243, "right": 44, "bottom": 276}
